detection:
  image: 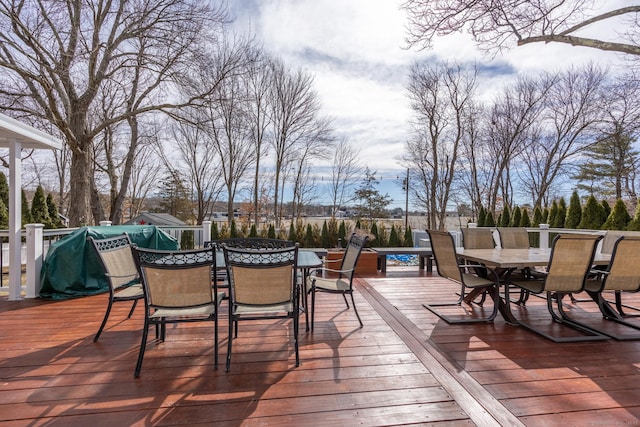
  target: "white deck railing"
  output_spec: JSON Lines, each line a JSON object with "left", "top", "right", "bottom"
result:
{"left": 1, "top": 221, "right": 212, "bottom": 299}
{"left": 0, "top": 222, "right": 610, "bottom": 299}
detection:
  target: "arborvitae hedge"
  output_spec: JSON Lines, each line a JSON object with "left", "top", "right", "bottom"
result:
{"left": 566, "top": 191, "right": 582, "bottom": 229}
{"left": 500, "top": 205, "right": 511, "bottom": 227}
{"left": 321, "top": 220, "right": 330, "bottom": 248}
{"left": 602, "top": 199, "right": 631, "bottom": 230}
{"left": 556, "top": 198, "right": 567, "bottom": 228}
{"left": 519, "top": 208, "right": 531, "bottom": 227}
{"left": 477, "top": 206, "right": 486, "bottom": 226}
{"left": 628, "top": 199, "right": 640, "bottom": 231}
{"left": 485, "top": 211, "right": 496, "bottom": 227}
{"left": 511, "top": 206, "right": 522, "bottom": 228}
{"left": 579, "top": 195, "right": 604, "bottom": 229}
{"left": 404, "top": 225, "right": 413, "bottom": 247}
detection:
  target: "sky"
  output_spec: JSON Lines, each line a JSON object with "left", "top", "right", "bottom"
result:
{"left": 228, "top": 0, "right": 630, "bottom": 208}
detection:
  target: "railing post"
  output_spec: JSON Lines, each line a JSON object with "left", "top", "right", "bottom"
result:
{"left": 202, "top": 221, "right": 211, "bottom": 244}
{"left": 25, "top": 223, "right": 44, "bottom": 298}
{"left": 539, "top": 224, "right": 550, "bottom": 249}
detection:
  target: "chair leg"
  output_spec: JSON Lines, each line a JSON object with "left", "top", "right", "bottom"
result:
{"left": 342, "top": 293, "right": 349, "bottom": 308}
{"left": 94, "top": 298, "right": 114, "bottom": 342}
{"left": 293, "top": 313, "right": 300, "bottom": 367}
{"left": 134, "top": 318, "right": 150, "bottom": 378}
{"left": 226, "top": 313, "right": 234, "bottom": 372}
{"left": 310, "top": 287, "right": 316, "bottom": 332}
{"left": 349, "top": 292, "right": 363, "bottom": 328}
{"left": 127, "top": 299, "right": 138, "bottom": 318}
{"left": 214, "top": 313, "right": 219, "bottom": 369}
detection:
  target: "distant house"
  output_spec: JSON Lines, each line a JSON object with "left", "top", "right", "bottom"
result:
{"left": 125, "top": 212, "right": 186, "bottom": 226}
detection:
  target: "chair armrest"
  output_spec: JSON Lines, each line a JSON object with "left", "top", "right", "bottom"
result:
{"left": 310, "top": 267, "right": 355, "bottom": 276}
{"left": 457, "top": 264, "right": 487, "bottom": 269}
{"left": 106, "top": 273, "right": 139, "bottom": 279}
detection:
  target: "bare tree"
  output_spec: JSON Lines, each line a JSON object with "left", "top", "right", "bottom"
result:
{"left": 208, "top": 64, "right": 256, "bottom": 223}
{"left": 290, "top": 119, "right": 334, "bottom": 222}
{"left": 575, "top": 75, "right": 640, "bottom": 201}
{"left": 244, "top": 48, "right": 273, "bottom": 225}
{"left": 519, "top": 65, "right": 607, "bottom": 207}
{"left": 291, "top": 161, "right": 318, "bottom": 220}
{"left": 127, "top": 142, "right": 161, "bottom": 220}
{"left": 402, "top": 1, "right": 640, "bottom": 56}
{"left": 329, "top": 137, "right": 361, "bottom": 217}
{"left": 53, "top": 144, "right": 71, "bottom": 215}
{"left": 403, "top": 60, "right": 478, "bottom": 230}
{"left": 484, "top": 76, "right": 548, "bottom": 212}
{"left": 0, "top": 0, "right": 230, "bottom": 226}
{"left": 170, "top": 114, "right": 223, "bottom": 224}
{"left": 269, "top": 59, "right": 325, "bottom": 227}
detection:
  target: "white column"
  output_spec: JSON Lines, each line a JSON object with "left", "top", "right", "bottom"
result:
{"left": 8, "top": 142, "right": 22, "bottom": 300}
{"left": 202, "top": 221, "right": 212, "bottom": 244}
{"left": 539, "top": 224, "right": 550, "bottom": 249}
{"left": 25, "top": 223, "right": 44, "bottom": 298}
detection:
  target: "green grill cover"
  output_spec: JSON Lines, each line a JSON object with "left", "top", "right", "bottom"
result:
{"left": 39, "top": 225, "right": 179, "bottom": 300}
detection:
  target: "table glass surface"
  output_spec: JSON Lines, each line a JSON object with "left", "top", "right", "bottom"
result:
{"left": 216, "top": 249, "right": 322, "bottom": 269}
{"left": 456, "top": 248, "right": 610, "bottom": 268}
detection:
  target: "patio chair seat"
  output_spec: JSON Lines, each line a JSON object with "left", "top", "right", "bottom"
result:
{"left": 311, "top": 276, "right": 351, "bottom": 291}
{"left": 150, "top": 292, "right": 225, "bottom": 319}
{"left": 114, "top": 284, "right": 144, "bottom": 299}
{"left": 234, "top": 302, "right": 293, "bottom": 314}
{"left": 309, "top": 232, "right": 369, "bottom": 331}
{"left": 460, "top": 273, "right": 496, "bottom": 288}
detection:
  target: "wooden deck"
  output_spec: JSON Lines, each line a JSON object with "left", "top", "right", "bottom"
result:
{"left": 3, "top": 268, "right": 640, "bottom": 426}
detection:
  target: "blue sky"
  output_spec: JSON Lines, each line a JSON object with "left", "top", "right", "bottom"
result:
{"left": 228, "top": 0, "right": 629, "bottom": 208}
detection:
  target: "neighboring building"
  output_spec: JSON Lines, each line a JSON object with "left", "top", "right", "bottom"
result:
{"left": 125, "top": 212, "right": 186, "bottom": 226}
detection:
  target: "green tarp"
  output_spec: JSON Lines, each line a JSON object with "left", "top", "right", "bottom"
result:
{"left": 39, "top": 225, "right": 178, "bottom": 300}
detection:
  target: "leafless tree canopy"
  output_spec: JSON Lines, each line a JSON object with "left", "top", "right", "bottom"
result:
{"left": 0, "top": 0, "right": 230, "bottom": 226}
{"left": 402, "top": 1, "right": 640, "bottom": 56}
{"left": 404, "top": 60, "right": 478, "bottom": 230}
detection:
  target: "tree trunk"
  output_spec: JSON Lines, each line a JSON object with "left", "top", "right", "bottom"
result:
{"left": 68, "top": 149, "right": 92, "bottom": 227}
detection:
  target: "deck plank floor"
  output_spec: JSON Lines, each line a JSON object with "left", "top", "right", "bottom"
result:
{"left": 2, "top": 267, "right": 640, "bottom": 425}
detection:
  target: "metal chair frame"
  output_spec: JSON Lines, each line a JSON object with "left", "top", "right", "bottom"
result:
{"left": 132, "top": 247, "right": 223, "bottom": 378}
{"left": 223, "top": 244, "right": 300, "bottom": 372}
{"left": 308, "top": 233, "right": 368, "bottom": 331}
{"left": 88, "top": 234, "right": 142, "bottom": 342}
{"left": 425, "top": 229, "right": 500, "bottom": 324}
{"left": 506, "top": 234, "right": 608, "bottom": 342}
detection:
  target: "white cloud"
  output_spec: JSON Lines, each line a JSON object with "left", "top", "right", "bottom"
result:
{"left": 229, "top": 0, "right": 630, "bottom": 206}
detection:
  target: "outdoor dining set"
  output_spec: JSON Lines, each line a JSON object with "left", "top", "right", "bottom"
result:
{"left": 87, "top": 232, "right": 369, "bottom": 378}
{"left": 425, "top": 227, "right": 640, "bottom": 343}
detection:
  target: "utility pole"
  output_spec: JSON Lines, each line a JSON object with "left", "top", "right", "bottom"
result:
{"left": 403, "top": 168, "right": 409, "bottom": 228}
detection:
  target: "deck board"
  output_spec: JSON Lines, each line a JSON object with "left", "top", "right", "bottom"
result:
{"left": 2, "top": 267, "right": 640, "bottom": 425}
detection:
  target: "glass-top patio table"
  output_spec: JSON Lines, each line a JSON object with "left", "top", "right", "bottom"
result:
{"left": 454, "top": 248, "right": 611, "bottom": 323}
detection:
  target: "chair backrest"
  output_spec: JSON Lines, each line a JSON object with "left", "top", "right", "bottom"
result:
{"left": 206, "top": 238, "right": 295, "bottom": 250}
{"left": 497, "top": 227, "right": 530, "bottom": 249}
{"left": 89, "top": 234, "right": 138, "bottom": 290}
{"left": 461, "top": 227, "right": 495, "bottom": 249}
{"left": 427, "top": 230, "right": 463, "bottom": 283}
{"left": 600, "top": 230, "right": 626, "bottom": 255}
{"left": 544, "top": 234, "right": 602, "bottom": 293}
{"left": 601, "top": 236, "right": 640, "bottom": 292}
{"left": 223, "top": 245, "right": 298, "bottom": 307}
{"left": 133, "top": 247, "right": 217, "bottom": 309}
{"left": 340, "top": 233, "right": 369, "bottom": 281}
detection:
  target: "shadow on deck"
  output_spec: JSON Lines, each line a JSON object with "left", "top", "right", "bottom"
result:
{"left": 1, "top": 267, "right": 640, "bottom": 426}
